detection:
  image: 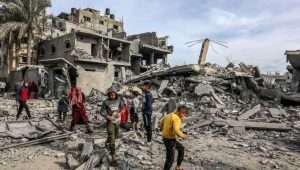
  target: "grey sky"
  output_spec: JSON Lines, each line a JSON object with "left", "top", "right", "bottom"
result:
{"left": 49, "top": 0, "right": 300, "bottom": 73}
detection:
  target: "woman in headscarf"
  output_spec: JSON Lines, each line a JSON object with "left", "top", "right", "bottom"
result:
{"left": 68, "top": 85, "right": 93, "bottom": 133}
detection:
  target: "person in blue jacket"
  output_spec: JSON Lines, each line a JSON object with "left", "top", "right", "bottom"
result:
{"left": 142, "top": 80, "right": 154, "bottom": 143}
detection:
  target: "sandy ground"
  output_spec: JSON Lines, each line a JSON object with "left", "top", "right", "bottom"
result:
{"left": 0, "top": 127, "right": 299, "bottom": 170}
{"left": 0, "top": 155, "right": 65, "bottom": 170}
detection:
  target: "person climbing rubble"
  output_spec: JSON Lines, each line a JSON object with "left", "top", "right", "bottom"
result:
{"left": 16, "top": 82, "right": 31, "bottom": 120}
{"left": 100, "top": 87, "right": 125, "bottom": 166}
{"left": 142, "top": 80, "right": 154, "bottom": 143}
{"left": 68, "top": 84, "right": 93, "bottom": 134}
{"left": 160, "top": 105, "right": 188, "bottom": 170}
{"left": 57, "top": 92, "right": 69, "bottom": 122}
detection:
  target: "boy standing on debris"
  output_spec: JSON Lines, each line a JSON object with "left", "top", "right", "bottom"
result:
{"left": 142, "top": 80, "right": 154, "bottom": 143}
{"left": 16, "top": 82, "right": 31, "bottom": 120}
{"left": 160, "top": 105, "right": 188, "bottom": 170}
{"left": 131, "top": 89, "right": 142, "bottom": 130}
{"left": 68, "top": 85, "right": 93, "bottom": 133}
{"left": 100, "top": 87, "right": 125, "bottom": 166}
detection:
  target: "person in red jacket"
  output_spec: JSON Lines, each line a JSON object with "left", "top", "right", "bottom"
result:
{"left": 68, "top": 85, "right": 93, "bottom": 133}
{"left": 16, "top": 82, "right": 31, "bottom": 120}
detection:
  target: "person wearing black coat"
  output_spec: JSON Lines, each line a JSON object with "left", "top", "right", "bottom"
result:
{"left": 57, "top": 94, "right": 69, "bottom": 122}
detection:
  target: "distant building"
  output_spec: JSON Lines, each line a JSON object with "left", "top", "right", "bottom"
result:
{"left": 55, "top": 8, "right": 124, "bottom": 35}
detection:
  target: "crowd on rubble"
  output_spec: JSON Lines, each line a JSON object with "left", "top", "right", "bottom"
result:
{"left": 12, "top": 77, "right": 189, "bottom": 170}
{"left": 6, "top": 62, "right": 300, "bottom": 169}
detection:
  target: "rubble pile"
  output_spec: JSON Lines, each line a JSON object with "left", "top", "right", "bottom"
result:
{"left": 122, "top": 62, "right": 300, "bottom": 169}
{"left": 63, "top": 131, "right": 164, "bottom": 170}
{"left": 0, "top": 99, "right": 57, "bottom": 120}
{"left": 1, "top": 63, "right": 300, "bottom": 169}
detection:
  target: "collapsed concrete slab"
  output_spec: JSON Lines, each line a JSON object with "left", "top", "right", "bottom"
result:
{"left": 214, "top": 119, "right": 291, "bottom": 131}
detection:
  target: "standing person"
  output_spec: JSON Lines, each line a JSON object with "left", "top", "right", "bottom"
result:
{"left": 16, "top": 82, "right": 31, "bottom": 120}
{"left": 57, "top": 93, "right": 69, "bottom": 122}
{"left": 142, "top": 80, "right": 154, "bottom": 143}
{"left": 131, "top": 90, "right": 142, "bottom": 131}
{"left": 160, "top": 105, "right": 188, "bottom": 170}
{"left": 100, "top": 87, "right": 125, "bottom": 166}
{"left": 68, "top": 85, "right": 93, "bottom": 133}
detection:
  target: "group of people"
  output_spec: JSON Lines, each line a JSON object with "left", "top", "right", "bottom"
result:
{"left": 16, "top": 80, "right": 187, "bottom": 170}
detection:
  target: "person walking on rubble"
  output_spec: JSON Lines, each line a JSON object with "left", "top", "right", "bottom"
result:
{"left": 57, "top": 92, "right": 69, "bottom": 122}
{"left": 160, "top": 105, "right": 188, "bottom": 170}
{"left": 68, "top": 85, "right": 93, "bottom": 133}
{"left": 142, "top": 80, "right": 154, "bottom": 143}
{"left": 16, "top": 82, "right": 31, "bottom": 120}
{"left": 100, "top": 87, "right": 125, "bottom": 166}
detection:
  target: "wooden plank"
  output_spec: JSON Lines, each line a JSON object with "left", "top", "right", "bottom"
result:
{"left": 214, "top": 119, "right": 291, "bottom": 131}
{"left": 237, "top": 104, "right": 261, "bottom": 120}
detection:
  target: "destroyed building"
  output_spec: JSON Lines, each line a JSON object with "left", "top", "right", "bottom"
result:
{"left": 38, "top": 8, "right": 173, "bottom": 96}
{"left": 128, "top": 32, "right": 173, "bottom": 74}
{"left": 49, "top": 8, "right": 125, "bottom": 39}
{"left": 39, "top": 31, "right": 132, "bottom": 95}
{"left": 285, "top": 50, "right": 300, "bottom": 92}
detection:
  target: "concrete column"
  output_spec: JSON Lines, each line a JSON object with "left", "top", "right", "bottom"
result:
{"left": 121, "top": 66, "right": 126, "bottom": 82}
{"left": 99, "top": 37, "right": 103, "bottom": 59}
{"left": 150, "top": 52, "right": 155, "bottom": 65}
{"left": 107, "top": 39, "right": 110, "bottom": 59}
{"left": 163, "top": 54, "right": 167, "bottom": 64}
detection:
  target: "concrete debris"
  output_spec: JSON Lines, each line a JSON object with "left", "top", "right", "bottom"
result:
{"left": 238, "top": 104, "right": 261, "bottom": 120}
{"left": 1, "top": 62, "right": 300, "bottom": 170}
{"left": 79, "top": 142, "right": 94, "bottom": 161}
{"left": 214, "top": 119, "right": 291, "bottom": 131}
{"left": 66, "top": 153, "right": 80, "bottom": 169}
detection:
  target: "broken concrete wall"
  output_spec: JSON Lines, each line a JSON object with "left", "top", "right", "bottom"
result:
{"left": 77, "top": 63, "right": 114, "bottom": 94}
{"left": 128, "top": 32, "right": 159, "bottom": 46}
{"left": 75, "top": 36, "right": 98, "bottom": 57}
{"left": 39, "top": 33, "right": 76, "bottom": 63}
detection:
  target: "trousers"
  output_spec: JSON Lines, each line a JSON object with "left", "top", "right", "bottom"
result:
{"left": 143, "top": 112, "right": 152, "bottom": 142}
{"left": 16, "top": 101, "right": 31, "bottom": 119}
{"left": 163, "top": 138, "right": 184, "bottom": 170}
{"left": 106, "top": 122, "right": 120, "bottom": 155}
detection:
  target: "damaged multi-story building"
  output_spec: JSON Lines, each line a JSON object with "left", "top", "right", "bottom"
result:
{"left": 285, "top": 50, "right": 300, "bottom": 92}
{"left": 38, "top": 8, "right": 173, "bottom": 96}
